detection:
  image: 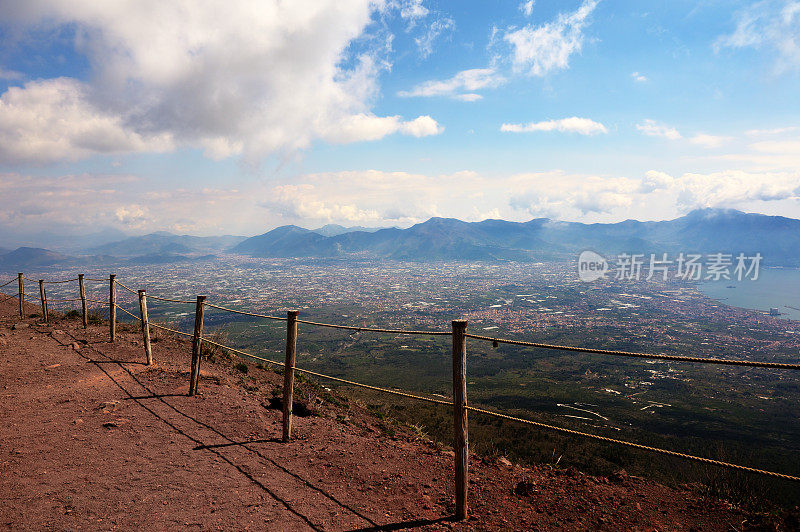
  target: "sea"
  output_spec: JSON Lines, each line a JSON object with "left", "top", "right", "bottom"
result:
{"left": 698, "top": 267, "right": 800, "bottom": 322}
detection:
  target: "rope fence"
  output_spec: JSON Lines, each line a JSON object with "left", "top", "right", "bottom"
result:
{"left": 296, "top": 318, "right": 451, "bottom": 336}
{"left": 466, "top": 405, "right": 800, "bottom": 482}
{"left": 114, "top": 280, "right": 138, "bottom": 294}
{"left": 145, "top": 294, "right": 196, "bottom": 305}
{"left": 464, "top": 333, "right": 800, "bottom": 370}
{"left": 5, "top": 270, "right": 800, "bottom": 520}
{"left": 149, "top": 322, "right": 194, "bottom": 338}
{"left": 42, "top": 277, "right": 78, "bottom": 284}
{"left": 203, "top": 302, "right": 286, "bottom": 321}
{"left": 113, "top": 303, "right": 142, "bottom": 321}
{"left": 201, "top": 337, "right": 454, "bottom": 406}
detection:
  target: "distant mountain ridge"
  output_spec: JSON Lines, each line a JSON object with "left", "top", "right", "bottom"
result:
{"left": 88, "top": 232, "right": 246, "bottom": 257}
{"left": 2, "top": 209, "right": 799, "bottom": 268}
{"left": 312, "top": 224, "right": 391, "bottom": 237}
{"left": 232, "top": 209, "right": 800, "bottom": 266}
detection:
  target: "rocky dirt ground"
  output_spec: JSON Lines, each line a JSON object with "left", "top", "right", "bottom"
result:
{"left": 0, "top": 296, "right": 788, "bottom": 531}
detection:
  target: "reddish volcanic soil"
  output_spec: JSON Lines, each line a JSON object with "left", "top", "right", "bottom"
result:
{"left": 0, "top": 296, "right": 775, "bottom": 531}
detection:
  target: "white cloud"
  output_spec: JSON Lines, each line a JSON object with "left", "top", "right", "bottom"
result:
{"left": 640, "top": 170, "right": 675, "bottom": 192}
{"left": 509, "top": 172, "right": 637, "bottom": 216}
{"left": 504, "top": 0, "right": 599, "bottom": 76}
{"left": 689, "top": 133, "right": 731, "bottom": 148}
{"left": 745, "top": 126, "right": 800, "bottom": 136}
{"left": 398, "top": 68, "right": 505, "bottom": 99}
{"left": 455, "top": 93, "right": 483, "bottom": 102}
{"left": 397, "top": 0, "right": 429, "bottom": 25}
{"left": 631, "top": 71, "right": 648, "bottom": 82}
{"left": 0, "top": 78, "right": 175, "bottom": 164}
{"left": 715, "top": 0, "right": 800, "bottom": 73}
{"left": 520, "top": 1, "right": 535, "bottom": 17}
{"left": 415, "top": 16, "right": 456, "bottom": 58}
{"left": 323, "top": 113, "right": 442, "bottom": 143}
{"left": 399, "top": 115, "right": 444, "bottom": 136}
{"left": 0, "top": 1, "right": 441, "bottom": 165}
{"left": 0, "top": 66, "right": 23, "bottom": 80}
{"left": 676, "top": 170, "right": 800, "bottom": 208}
{"left": 636, "top": 119, "right": 682, "bottom": 140}
{"left": 501, "top": 117, "right": 608, "bottom": 135}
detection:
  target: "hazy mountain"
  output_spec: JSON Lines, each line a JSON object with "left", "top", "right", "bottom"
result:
{"left": 0, "top": 247, "right": 71, "bottom": 268}
{"left": 312, "top": 224, "right": 391, "bottom": 237}
{"left": 0, "top": 227, "right": 128, "bottom": 254}
{"left": 89, "top": 232, "right": 246, "bottom": 257}
{"left": 233, "top": 209, "right": 800, "bottom": 265}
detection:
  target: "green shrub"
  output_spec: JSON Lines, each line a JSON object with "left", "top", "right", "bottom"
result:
{"left": 234, "top": 362, "right": 249, "bottom": 374}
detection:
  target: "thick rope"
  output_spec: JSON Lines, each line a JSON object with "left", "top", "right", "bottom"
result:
{"left": 149, "top": 322, "right": 194, "bottom": 337}
{"left": 203, "top": 302, "right": 287, "bottom": 321}
{"left": 465, "top": 334, "right": 800, "bottom": 370}
{"left": 146, "top": 294, "right": 196, "bottom": 305}
{"left": 84, "top": 278, "right": 107, "bottom": 282}
{"left": 46, "top": 298, "right": 82, "bottom": 303}
{"left": 42, "top": 278, "right": 78, "bottom": 284}
{"left": 296, "top": 318, "right": 451, "bottom": 336}
{"left": 200, "top": 338, "right": 284, "bottom": 366}
{"left": 114, "top": 280, "right": 138, "bottom": 294}
{"left": 0, "top": 278, "right": 16, "bottom": 288}
{"left": 113, "top": 303, "right": 143, "bottom": 322}
{"left": 466, "top": 405, "right": 800, "bottom": 482}
{"left": 0, "top": 293, "right": 17, "bottom": 303}
{"left": 292, "top": 367, "right": 454, "bottom": 405}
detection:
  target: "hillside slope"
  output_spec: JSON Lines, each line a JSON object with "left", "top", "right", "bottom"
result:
{"left": 0, "top": 297, "right": 775, "bottom": 530}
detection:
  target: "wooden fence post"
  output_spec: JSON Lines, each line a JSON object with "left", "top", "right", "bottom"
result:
{"left": 39, "top": 280, "right": 48, "bottom": 323}
{"left": 189, "top": 295, "right": 206, "bottom": 396}
{"left": 78, "top": 274, "right": 88, "bottom": 329}
{"left": 109, "top": 274, "right": 116, "bottom": 342}
{"left": 452, "top": 319, "right": 469, "bottom": 521}
{"left": 282, "top": 310, "right": 299, "bottom": 442}
{"left": 138, "top": 290, "right": 153, "bottom": 365}
{"left": 17, "top": 273, "right": 23, "bottom": 319}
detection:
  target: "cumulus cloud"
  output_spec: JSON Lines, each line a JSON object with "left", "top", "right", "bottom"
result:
{"left": 508, "top": 172, "right": 637, "bottom": 216}
{"left": 640, "top": 170, "right": 675, "bottom": 192}
{"left": 398, "top": 68, "right": 505, "bottom": 100}
{"left": 636, "top": 119, "right": 682, "bottom": 140}
{"left": 0, "top": 1, "right": 442, "bottom": 165}
{"left": 715, "top": 0, "right": 800, "bottom": 73}
{"left": 0, "top": 78, "right": 175, "bottom": 164}
{"left": 504, "top": 0, "right": 599, "bottom": 76}
{"left": 676, "top": 170, "right": 800, "bottom": 208}
{"left": 501, "top": 117, "right": 607, "bottom": 135}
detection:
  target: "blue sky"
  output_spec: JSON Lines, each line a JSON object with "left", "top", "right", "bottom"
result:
{"left": 0, "top": 0, "right": 799, "bottom": 237}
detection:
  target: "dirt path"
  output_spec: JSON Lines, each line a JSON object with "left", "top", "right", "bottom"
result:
{"left": 0, "top": 297, "right": 761, "bottom": 531}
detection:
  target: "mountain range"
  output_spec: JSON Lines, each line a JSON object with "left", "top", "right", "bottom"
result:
{"left": 1, "top": 209, "right": 798, "bottom": 268}
{"left": 231, "top": 209, "right": 800, "bottom": 266}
